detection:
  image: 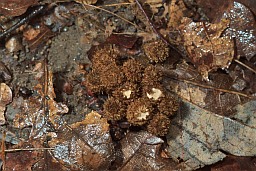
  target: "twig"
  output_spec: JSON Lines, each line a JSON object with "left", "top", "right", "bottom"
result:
{"left": 0, "top": 5, "right": 45, "bottom": 40}
{"left": 134, "top": 0, "right": 186, "bottom": 58}
{"left": 234, "top": 59, "right": 256, "bottom": 74}
{"left": 101, "top": 2, "right": 134, "bottom": 7}
{"left": 82, "top": 3, "right": 138, "bottom": 28}
{"left": 172, "top": 78, "right": 254, "bottom": 99}
{"left": 5, "top": 147, "right": 54, "bottom": 152}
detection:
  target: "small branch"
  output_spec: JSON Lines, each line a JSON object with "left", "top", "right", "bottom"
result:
{"left": 5, "top": 147, "right": 54, "bottom": 152}
{"left": 134, "top": 0, "right": 186, "bottom": 58}
{"left": 82, "top": 3, "right": 138, "bottom": 28}
{"left": 172, "top": 78, "right": 254, "bottom": 99}
{"left": 0, "top": 5, "right": 45, "bottom": 40}
{"left": 234, "top": 59, "right": 256, "bottom": 74}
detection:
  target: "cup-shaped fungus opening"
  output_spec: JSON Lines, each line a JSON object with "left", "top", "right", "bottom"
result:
{"left": 126, "top": 98, "right": 153, "bottom": 126}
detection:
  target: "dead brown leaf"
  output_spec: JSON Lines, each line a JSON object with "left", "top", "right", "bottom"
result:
{"left": 118, "top": 131, "right": 177, "bottom": 171}
{"left": 48, "top": 111, "right": 114, "bottom": 170}
{"left": 167, "top": 62, "right": 252, "bottom": 116}
{"left": 223, "top": 1, "right": 256, "bottom": 60}
{"left": 5, "top": 142, "right": 39, "bottom": 171}
{"left": 196, "top": 0, "right": 233, "bottom": 23}
{"left": 179, "top": 18, "right": 234, "bottom": 79}
{"left": 168, "top": 0, "right": 188, "bottom": 28}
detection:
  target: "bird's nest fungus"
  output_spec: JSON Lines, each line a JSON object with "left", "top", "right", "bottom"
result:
{"left": 85, "top": 43, "right": 179, "bottom": 137}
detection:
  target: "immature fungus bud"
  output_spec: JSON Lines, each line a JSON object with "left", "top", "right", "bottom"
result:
{"left": 126, "top": 98, "right": 153, "bottom": 126}
{"left": 103, "top": 97, "right": 126, "bottom": 121}
{"left": 158, "top": 95, "right": 179, "bottom": 117}
{"left": 122, "top": 58, "right": 144, "bottom": 82}
{"left": 147, "top": 114, "right": 171, "bottom": 136}
{"left": 143, "top": 40, "right": 169, "bottom": 63}
{"left": 85, "top": 70, "right": 103, "bottom": 93}
{"left": 142, "top": 65, "right": 163, "bottom": 86}
{"left": 100, "top": 63, "right": 125, "bottom": 92}
{"left": 91, "top": 47, "right": 118, "bottom": 69}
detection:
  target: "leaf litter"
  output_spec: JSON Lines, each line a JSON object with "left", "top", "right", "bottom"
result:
{"left": 0, "top": 0, "right": 255, "bottom": 170}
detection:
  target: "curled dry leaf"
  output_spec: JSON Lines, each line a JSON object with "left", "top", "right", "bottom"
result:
{"left": 179, "top": 18, "right": 234, "bottom": 80}
{"left": 166, "top": 100, "right": 256, "bottom": 170}
{"left": 0, "top": 83, "right": 12, "bottom": 125}
{"left": 49, "top": 111, "right": 114, "bottom": 170}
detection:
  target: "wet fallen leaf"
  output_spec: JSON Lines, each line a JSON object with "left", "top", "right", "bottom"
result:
{"left": 166, "top": 100, "right": 256, "bottom": 170}
{"left": 223, "top": 1, "right": 256, "bottom": 60}
{"left": 179, "top": 18, "right": 234, "bottom": 79}
{"left": 13, "top": 63, "right": 68, "bottom": 138}
{"left": 118, "top": 131, "right": 177, "bottom": 171}
{"left": 167, "top": 62, "right": 251, "bottom": 116}
{"left": 106, "top": 34, "right": 138, "bottom": 49}
{"left": 48, "top": 111, "right": 114, "bottom": 170}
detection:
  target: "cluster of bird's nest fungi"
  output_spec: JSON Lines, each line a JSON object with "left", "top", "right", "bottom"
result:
{"left": 85, "top": 39, "right": 179, "bottom": 137}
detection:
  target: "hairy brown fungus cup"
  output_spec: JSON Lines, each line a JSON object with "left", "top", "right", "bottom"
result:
{"left": 99, "top": 63, "right": 125, "bottom": 92}
{"left": 103, "top": 97, "right": 126, "bottom": 121}
{"left": 147, "top": 114, "right": 171, "bottom": 136}
{"left": 85, "top": 70, "right": 103, "bottom": 93}
{"left": 90, "top": 46, "right": 118, "bottom": 69}
{"left": 158, "top": 95, "right": 179, "bottom": 117}
{"left": 122, "top": 58, "right": 145, "bottom": 83}
{"left": 143, "top": 40, "right": 169, "bottom": 63}
{"left": 126, "top": 98, "right": 154, "bottom": 126}
{"left": 142, "top": 65, "right": 163, "bottom": 86}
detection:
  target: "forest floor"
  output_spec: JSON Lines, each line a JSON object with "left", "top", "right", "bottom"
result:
{"left": 0, "top": 0, "right": 255, "bottom": 170}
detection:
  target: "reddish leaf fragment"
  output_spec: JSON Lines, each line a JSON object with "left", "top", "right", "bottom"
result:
{"left": 106, "top": 34, "right": 138, "bottom": 49}
{"left": 5, "top": 143, "right": 39, "bottom": 171}
{"left": 211, "top": 155, "right": 256, "bottom": 171}
{"left": 0, "top": 0, "right": 38, "bottom": 17}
